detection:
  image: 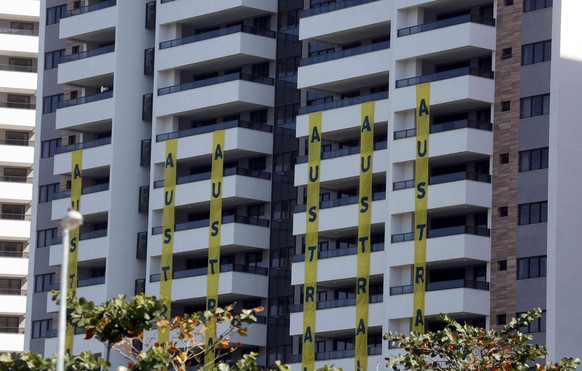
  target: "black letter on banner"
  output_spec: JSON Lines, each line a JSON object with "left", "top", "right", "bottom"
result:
{"left": 358, "top": 236, "right": 368, "bottom": 253}
{"left": 304, "top": 327, "right": 313, "bottom": 343}
{"left": 357, "top": 277, "right": 367, "bottom": 294}
{"left": 214, "top": 144, "right": 223, "bottom": 160}
{"left": 209, "top": 259, "right": 218, "bottom": 274}
{"left": 416, "top": 182, "right": 426, "bottom": 199}
{"left": 73, "top": 164, "right": 82, "bottom": 179}
{"left": 164, "top": 190, "right": 173, "bottom": 205}
{"left": 212, "top": 182, "right": 221, "bottom": 198}
{"left": 70, "top": 200, "right": 79, "bottom": 211}
{"left": 310, "top": 126, "right": 321, "bottom": 143}
{"left": 361, "top": 116, "right": 371, "bottom": 132}
{"left": 165, "top": 153, "right": 174, "bottom": 168}
{"left": 361, "top": 156, "right": 371, "bottom": 172}
{"left": 414, "top": 309, "right": 424, "bottom": 327}
{"left": 161, "top": 266, "right": 170, "bottom": 281}
{"left": 207, "top": 337, "right": 214, "bottom": 347}
{"left": 308, "top": 206, "right": 317, "bottom": 222}
{"left": 160, "top": 304, "right": 168, "bottom": 317}
{"left": 69, "top": 237, "right": 77, "bottom": 253}
{"left": 211, "top": 221, "right": 219, "bottom": 237}
{"left": 305, "top": 286, "right": 315, "bottom": 302}
{"left": 163, "top": 229, "right": 172, "bottom": 244}
{"left": 69, "top": 274, "right": 75, "bottom": 289}
{"left": 360, "top": 196, "right": 369, "bottom": 213}
{"left": 207, "top": 298, "right": 216, "bottom": 310}
{"left": 417, "top": 140, "right": 427, "bottom": 157}
{"left": 307, "top": 245, "right": 317, "bottom": 262}
{"left": 416, "top": 224, "right": 426, "bottom": 241}
{"left": 309, "top": 166, "right": 319, "bottom": 182}
{"left": 415, "top": 266, "right": 425, "bottom": 284}
{"left": 418, "top": 99, "right": 430, "bottom": 117}
{"left": 356, "top": 318, "right": 366, "bottom": 335}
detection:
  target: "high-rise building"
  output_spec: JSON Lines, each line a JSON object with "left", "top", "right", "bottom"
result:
{"left": 26, "top": 0, "right": 582, "bottom": 369}
{"left": 0, "top": 0, "right": 38, "bottom": 354}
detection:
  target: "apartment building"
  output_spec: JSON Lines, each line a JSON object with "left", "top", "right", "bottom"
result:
{"left": 0, "top": 0, "right": 38, "bottom": 354}
{"left": 26, "top": 0, "right": 582, "bottom": 369}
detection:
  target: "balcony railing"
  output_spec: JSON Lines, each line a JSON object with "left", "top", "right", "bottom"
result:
{"left": 0, "top": 288, "right": 26, "bottom": 296}
{"left": 152, "top": 214, "right": 269, "bottom": 235}
{"left": 60, "top": 44, "right": 115, "bottom": 63}
{"left": 397, "top": 14, "right": 496, "bottom": 37}
{"left": 0, "top": 64, "right": 37, "bottom": 73}
{"left": 300, "top": 40, "right": 390, "bottom": 66}
{"left": 157, "top": 120, "right": 272, "bottom": 142}
{"left": 301, "top": 0, "right": 380, "bottom": 18}
{"left": 0, "top": 28, "right": 38, "bottom": 36}
{"left": 77, "top": 276, "right": 105, "bottom": 287}
{"left": 394, "top": 119, "right": 493, "bottom": 140}
{"left": 0, "top": 175, "right": 31, "bottom": 184}
{"left": 299, "top": 91, "right": 388, "bottom": 115}
{"left": 391, "top": 225, "right": 491, "bottom": 243}
{"left": 294, "top": 191, "right": 386, "bottom": 213}
{"left": 58, "top": 90, "right": 113, "bottom": 109}
{"left": 0, "top": 139, "right": 33, "bottom": 147}
{"left": 0, "top": 250, "right": 28, "bottom": 259}
{"left": 56, "top": 136, "right": 111, "bottom": 154}
{"left": 290, "top": 293, "right": 383, "bottom": 312}
{"left": 51, "top": 229, "right": 107, "bottom": 245}
{"left": 52, "top": 183, "right": 110, "bottom": 200}
{"left": 296, "top": 141, "right": 387, "bottom": 164}
{"left": 62, "top": 0, "right": 117, "bottom": 18}
{"left": 389, "top": 279, "right": 490, "bottom": 295}
{"left": 158, "top": 72, "right": 273, "bottom": 96}
{"left": 150, "top": 263, "right": 268, "bottom": 282}
{"left": 396, "top": 67, "right": 494, "bottom": 88}
{"left": 0, "top": 214, "right": 30, "bottom": 221}
{"left": 290, "top": 345, "right": 382, "bottom": 363}
{"left": 154, "top": 167, "right": 271, "bottom": 188}
{"left": 0, "top": 101, "right": 35, "bottom": 110}
{"left": 160, "top": 24, "right": 275, "bottom": 49}
{"left": 0, "top": 327, "right": 24, "bottom": 334}
{"left": 293, "top": 242, "right": 384, "bottom": 262}
{"left": 393, "top": 171, "right": 491, "bottom": 190}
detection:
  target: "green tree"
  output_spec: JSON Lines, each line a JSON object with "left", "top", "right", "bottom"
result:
{"left": 384, "top": 308, "right": 580, "bottom": 371}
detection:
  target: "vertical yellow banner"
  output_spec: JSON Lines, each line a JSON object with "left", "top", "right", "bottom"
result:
{"left": 355, "top": 102, "right": 374, "bottom": 371}
{"left": 302, "top": 112, "right": 322, "bottom": 371}
{"left": 159, "top": 139, "right": 177, "bottom": 343}
{"left": 205, "top": 130, "right": 225, "bottom": 368}
{"left": 65, "top": 150, "right": 82, "bottom": 353}
{"left": 413, "top": 83, "right": 430, "bottom": 333}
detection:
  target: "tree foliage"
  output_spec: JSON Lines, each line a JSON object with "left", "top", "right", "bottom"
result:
{"left": 384, "top": 308, "right": 580, "bottom": 371}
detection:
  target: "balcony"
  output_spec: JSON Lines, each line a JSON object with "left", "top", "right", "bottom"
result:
{"left": 298, "top": 91, "right": 388, "bottom": 115}
{"left": 297, "top": 41, "right": 390, "bottom": 91}
{"left": 58, "top": 45, "right": 115, "bottom": 85}
{"left": 152, "top": 122, "right": 273, "bottom": 163}
{"left": 157, "top": 0, "right": 277, "bottom": 28}
{"left": 293, "top": 241, "right": 384, "bottom": 263}
{"left": 0, "top": 29, "right": 38, "bottom": 57}
{"left": 157, "top": 25, "right": 276, "bottom": 72}
{"left": 0, "top": 257, "right": 28, "bottom": 277}
{"left": 0, "top": 178, "right": 32, "bottom": 203}
{"left": 0, "top": 292, "right": 27, "bottom": 315}
{"left": 0, "top": 139, "right": 33, "bottom": 167}
{"left": 54, "top": 142, "right": 112, "bottom": 175}
{"left": 56, "top": 91, "right": 114, "bottom": 130}
{"left": 294, "top": 191, "right": 385, "bottom": 213}
{"left": 0, "top": 65, "right": 37, "bottom": 94}
{"left": 47, "top": 281, "right": 106, "bottom": 313}
{"left": 391, "top": 225, "right": 490, "bottom": 244}
{"left": 290, "top": 347, "right": 383, "bottom": 366}
{"left": 60, "top": 0, "right": 117, "bottom": 41}
{"left": 156, "top": 73, "right": 274, "bottom": 118}
{"left": 390, "top": 279, "right": 489, "bottom": 295}
{"left": 152, "top": 215, "right": 269, "bottom": 235}
{"left": 0, "top": 217, "right": 29, "bottom": 240}
{"left": 0, "top": 102, "right": 35, "bottom": 130}
{"left": 296, "top": 96, "right": 390, "bottom": 137}
{"left": 394, "top": 119, "right": 492, "bottom": 140}
{"left": 0, "top": 333, "right": 24, "bottom": 353}
{"left": 49, "top": 231, "right": 108, "bottom": 266}
{"left": 55, "top": 137, "right": 111, "bottom": 155}
{"left": 0, "top": 0, "right": 40, "bottom": 19}
{"left": 51, "top": 184, "right": 110, "bottom": 218}
{"left": 300, "top": 0, "right": 391, "bottom": 44}
{"left": 396, "top": 67, "right": 493, "bottom": 89}
{"left": 295, "top": 145, "right": 388, "bottom": 186}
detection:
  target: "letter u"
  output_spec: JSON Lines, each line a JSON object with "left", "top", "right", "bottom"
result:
{"left": 212, "top": 182, "right": 222, "bottom": 198}
{"left": 417, "top": 140, "right": 427, "bottom": 157}
{"left": 361, "top": 155, "right": 371, "bottom": 172}
{"left": 164, "top": 190, "right": 173, "bottom": 205}
{"left": 309, "top": 166, "right": 319, "bottom": 182}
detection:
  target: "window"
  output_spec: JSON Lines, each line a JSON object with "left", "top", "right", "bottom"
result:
{"left": 9, "top": 58, "right": 33, "bottom": 72}
{"left": 47, "top": 5, "right": 67, "bottom": 25}
{"left": 43, "top": 94, "right": 63, "bottom": 114}
{"left": 522, "top": 40, "right": 551, "bottom": 65}
{"left": 501, "top": 101, "right": 511, "bottom": 112}
{"left": 7, "top": 95, "right": 31, "bottom": 109}
{"left": 505, "top": 0, "right": 514, "bottom": 5}
{"left": 517, "top": 256, "right": 547, "bottom": 279}
{"left": 521, "top": 94, "right": 550, "bottom": 118}
{"left": 245, "top": 251, "right": 263, "bottom": 268}
{"left": 501, "top": 48, "right": 512, "bottom": 59}
{"left": 519, "top": 147, "right": 549, "bottom": 172}
{"left": 11, "top": 22, "right": 33, "bottom": 31}
{"left": 37, "top": 228, "right": 58, "bottom": 248}
{"left": 34, "top": 273, "right": 55, "bottom": 293}
{"left": 498, "top": 260, "right": 507, "bottom": 271}
{"left": 0, "top": 317, "right": 20, "bottom": 334}
{"left": 517, "top": 310, "right": 546, "bottom": 333}
{"left": 524, "top": 0, "right": 552, "bottom": 12}
{"left": 498, "top": 207, "right": 508, "bottom": 217}
{"left": 45, "top": 49, "right": 64, "bottom": 70}
{"left": 41, "top": 138, "right": 61, "bottom": 158}
{"left": 518, "top": 201, "right": 548, "bottom": 225}
{"left": 2, "top": 204, "right": 24, "bottom": 220}
{"left": 39, "top": 183, "right": 60, "bottom": 203}
{"left": 32, "top": 319, "right": 53, "bottom": 339}
{"left": 499, "top": 153, "right": 509, "bottom": 164}
{"left": 0, "top": 241, "right": 24, "bottom": 258}
{"left": 497, "top": 314, "right": 507, "bottom": 325}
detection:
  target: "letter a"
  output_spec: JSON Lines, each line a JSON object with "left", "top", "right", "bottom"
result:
{"left": 310, "top": 126, "right": 321, "bottom": 143}
{"left": 361, "top": 116, "right": 371, "bottom": 132}
{"left": 73, "top": 164, "right": 81, "bottom": 179}
{"left": 356, "top": 318, "right": 366, "bottom": 335}
{"left": 418, "top": 99, "right": 430, "bottom": 117}
{"left": 165, "top": 153, "right": 174, "bottom": 168}
{"left": 214, "top": 144, "right": 223, "bottom": 160}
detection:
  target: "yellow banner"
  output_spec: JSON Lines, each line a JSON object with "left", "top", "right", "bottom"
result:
{"left": 302, "top": 112, "right": 322, "bottom": 371}
{"left": 355, "top": 102, "right": 374, "bottom": 371}
{"left": 159, "top": 139, "right": 177, "bottom": 343}
{"left": 65, "top": 150, "right": 83, "bottom": 352}
{"left": 205, "top": 130, "right": 225, "bottom": 368}
{"left": 413, "top": 83, "right": 430, "bottom": 333}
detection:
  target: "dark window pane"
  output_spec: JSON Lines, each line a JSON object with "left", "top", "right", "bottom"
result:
{"left": 518, "top": 258, "right": 529, "bottom": 279}
{"left": 529, "top": 257, "right": 540, "bottom": 278}
{"left": 519, "top": 204, "right": 530, "bottom": 225}
{"left": 541, "top": 148, "right": 549, "bottom": 168}
{"left": 540, "top": 256, "right": 547, "bottom": 277}
{"left": 530, "top": 203, "right": 541, "bottom": 223}
{"left": 544, "top": 40, "right": 552, "bottom": 61}
{"left": 533, "top": 43, "right": 544, "bottom": 63}
{"left": 541, "top": 201, "right": 548, "bottom": 222}
{"left": 531, "top": 149, "right": 541, "bottom": 170}
{"left": 523, "top": 44, "right": 533, "bottom": 65}
{"left": 532, "top": 95, "right": 543, "bottom": 116}
{"left": 520, "top": 151, "right": 530, "bottom": 171}
{"left": 521, "top": 98, "right": 531, "bottom": 118}
{"left": 543, "top": 94, "right": 550, "bottom": 115}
